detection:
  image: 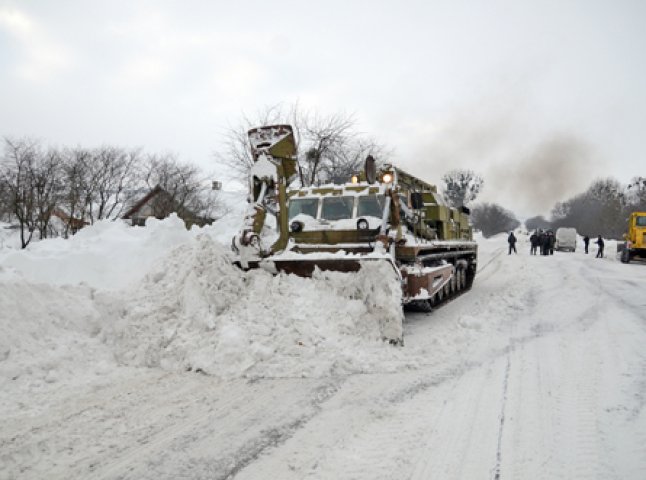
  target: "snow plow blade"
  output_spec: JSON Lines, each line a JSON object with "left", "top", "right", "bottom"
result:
{"left": 267, "top": 257, "right": 390, "bottom": 277}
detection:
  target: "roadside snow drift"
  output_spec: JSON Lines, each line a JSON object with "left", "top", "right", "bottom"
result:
{"left": 0, "top": 215, "right": 200, "bottom": 290}
{"left": 0, "top": 215, "right": 411, "bottom": 387}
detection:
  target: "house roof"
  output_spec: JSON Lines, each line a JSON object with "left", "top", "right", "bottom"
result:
{"left": 122, "top": 185, "right": 164, "bottom": 219}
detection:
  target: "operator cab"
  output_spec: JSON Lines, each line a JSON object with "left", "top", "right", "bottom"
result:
{"left": 288, "top": 191, "right": 386, "bottom": 232}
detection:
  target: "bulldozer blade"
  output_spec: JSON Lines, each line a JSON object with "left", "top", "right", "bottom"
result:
{"left": 269, "top": 258, "right": 367, "bottom": 277}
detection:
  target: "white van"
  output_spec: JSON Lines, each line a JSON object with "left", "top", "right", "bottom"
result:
{"left": 555, "top": 227, "right": 577, "bottom": 252}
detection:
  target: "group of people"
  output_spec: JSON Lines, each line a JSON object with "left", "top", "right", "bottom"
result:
{"left": 527, "top": 230, "right": 555, "bottom": 256}
{"left": 582, "top": 235, "right": 605, "bottom": 258}
{"left": 507, "top": 231, "right": 605, "bottom": 257}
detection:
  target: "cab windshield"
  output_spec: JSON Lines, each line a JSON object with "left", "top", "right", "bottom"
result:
{"left": 321, "top": 196, "right": 354, "bottom": 221}
{"left": 636, "top": 216, "right": 646, "bottom": 227}
{"left": 288, "top": 198, "right": 319, "bottom": 220}
{"left": 357, "top": 195, "right": 385, "bottom": 218}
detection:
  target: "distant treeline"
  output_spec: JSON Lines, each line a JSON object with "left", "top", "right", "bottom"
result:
{"left": 470, "top": 203, "right": 520, "bottom": 238}
{"left": 526, "top": 177, "right": 646, "bottom": 239}
{"left": 0, "top": 138, "right": 221, "bottom": 248}
{"left": 449, "top": 176, "right": 645, "bottom": 239}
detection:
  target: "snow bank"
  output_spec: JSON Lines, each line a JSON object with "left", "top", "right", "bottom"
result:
{"left": 0, "top": 215, "right": 199, "bottom": 290}
{"left": 0, "top": 281, "right": 115, "bottom": 392}
{"left": 1, "top": 213, "right": 412, "bottom": 389}
{"left": 103, "top": 235, "right": 408, "bottom": 379}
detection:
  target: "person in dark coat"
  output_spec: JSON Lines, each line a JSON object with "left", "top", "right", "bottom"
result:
{"left": 583, "top": 235, "right": 590, "bottom": 254}
{"left": 541, "top": 231, "right": 550, "bottom": 255}
{"left": 548, "top": 231, "right": 555, "bottom": 255}
{"left": 595, "top": 235, "right": 604, "bottom": 258}
{"left": 508, "top": 231, "right": 517, "bottom": 254}
{"left": 530, "top": 232, "right": 539, "bottom": 255}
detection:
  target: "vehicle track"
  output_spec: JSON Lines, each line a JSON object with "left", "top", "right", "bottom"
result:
{"left": 92, "top": 378, "right": 345, "bottom": 480}
{"left": 491, "top": 354, "right": 511, "bottom": 480}
{"left": 87, "top": 379, "right": 271, "bottom": 480}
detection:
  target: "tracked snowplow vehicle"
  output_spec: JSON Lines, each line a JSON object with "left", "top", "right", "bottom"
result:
{"left": 232, "top": 125, "right": 478, "bottom": 342}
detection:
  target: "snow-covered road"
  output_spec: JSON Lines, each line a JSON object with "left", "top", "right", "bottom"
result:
{"left": 2, "top": 233, "right": 646, "bottom": 479}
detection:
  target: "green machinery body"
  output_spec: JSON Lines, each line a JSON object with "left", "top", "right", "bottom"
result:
{"left": 233, "top": 125, "right": 478, "bottom": 311}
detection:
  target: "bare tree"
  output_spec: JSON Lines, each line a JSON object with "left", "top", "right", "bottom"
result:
{"left": 59, "top": 147, "right": 93, "bottom": 237}
{"left": 0, "top": 172, "right": 12, "bottom": 222}
{"left": 217, "top": 103, "right": 390, "bottom": 186}
{"left": 549, "top": 192, "right": 599, "bottom": 236}
{"left": 32, "top": 148, "right": 63, "bottom": 240}
{"left": 1, "top": 139, "right": 62, "bottom": 247}
{"left": 143, "top": 154, "right": 221, "bottom": 222}
{"left": 441, "top": 169, "right": 484, "bottom": 208}
{"left": 547, "top": 177, "right": 630, "bottom": 238}
{"left": 318, "top": 136, "right": 392, "bottom": 184}
{"left": 90, "top": 146, "right": 142, "bottom": 222}
{"left": 299, "top": 111, "right": 356, "bottom": 185}
{"left": 549, "top": 201, "right": 569, "bottom": 223}
{"left": 1, "top": 139, "right": 37, "bottom": 247}
{"left": 1, "top": 137, "right": 229, "bottom": 240}
{"left": 626, "top": 176, "right": 646, "bottom": 210}
{"left": 471, "top": 202, "right": 520, "bottom": 238}
{"left": 525, "top": 215, "right": 551, "bottom": 231}
{"left": 587, "top": 178, "right": 626, "bottom": 237}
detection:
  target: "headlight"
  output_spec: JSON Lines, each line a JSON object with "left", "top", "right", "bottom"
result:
{"left": 351, "top": 175, "right": 359, "bottom": 184}
{"left": 382, "top": 172, "right": 393, "bottom": 183}
{"left": 356, "top": 219, "right": 369, "bottom": 230}
{"left": 290, "top": 221, "right": 304, "bottom": 233}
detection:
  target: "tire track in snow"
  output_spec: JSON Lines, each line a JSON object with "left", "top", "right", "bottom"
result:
{"left": 85, "top": 379, "right": 274, "bottom": 480}
{"left": 476, "top": 247, "right": 505, "bottom": 280}
{"left": 230, "top": 375, "right": 406, "bottom": 479}
{"left": 404, "top": 267, "right": 532, "bottom": 480}
{"left": 404, "top": 362, "right": 504, "bottom": 480}
{"left": 1, "top": 371, "right": 208, "bottom": 480}
{"left": 213, "top": 379, "right": 345, "bottom": 480}
{"left": 491, "top": 353, "right": 511, "bottom": 480}
{"left": 91, "top": 378, "right": 345, "bottom": 480}
{"left": 516, "top": 253, "right": 627, "bottom": 479}
{"left": 578, "top": 260, "right": 646, "bottom": 477}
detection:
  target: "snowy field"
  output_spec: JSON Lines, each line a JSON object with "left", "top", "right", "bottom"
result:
{"left": 1, "top": 216, "right": 646, "bottom": 479}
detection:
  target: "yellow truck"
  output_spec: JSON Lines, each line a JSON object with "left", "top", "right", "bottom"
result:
{"left": 619, "top": 212, "right": 646, "bottom": 263}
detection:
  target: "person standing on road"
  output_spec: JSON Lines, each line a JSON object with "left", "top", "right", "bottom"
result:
{"left": 541, "top": 231, "right": 550, "bottom": 255}
{"left": 583, "top": 235, "right": 590, "bottom": 254}
{"left": 530, "top": 232, "right": 539, "bottom": 255}
{"left": 508, "top": 231, "right": 517, "bottom": 255}
{"left": 595, "top": 235, "right": 605, "bottom": 258}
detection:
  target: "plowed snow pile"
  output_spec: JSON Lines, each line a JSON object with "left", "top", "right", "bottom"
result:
{"left": 0, "top": 282, "right": 112, "bottom": 391}
{"left": 1, "top": 215, "right": 413, "bottom": 390}
{"left": 103, "top": 234, "right": 408, "bottom": 378}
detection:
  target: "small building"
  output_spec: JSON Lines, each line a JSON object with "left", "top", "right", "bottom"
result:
{"left": 122, "top": 185, "right": 214, "bottom": 228}
{"left": 51, "top": 208, "right": 90, "bottom": 234}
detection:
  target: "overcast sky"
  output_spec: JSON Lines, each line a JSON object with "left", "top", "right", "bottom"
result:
{"left": 1, "top": 0, "right": 645, "bottom": 217}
